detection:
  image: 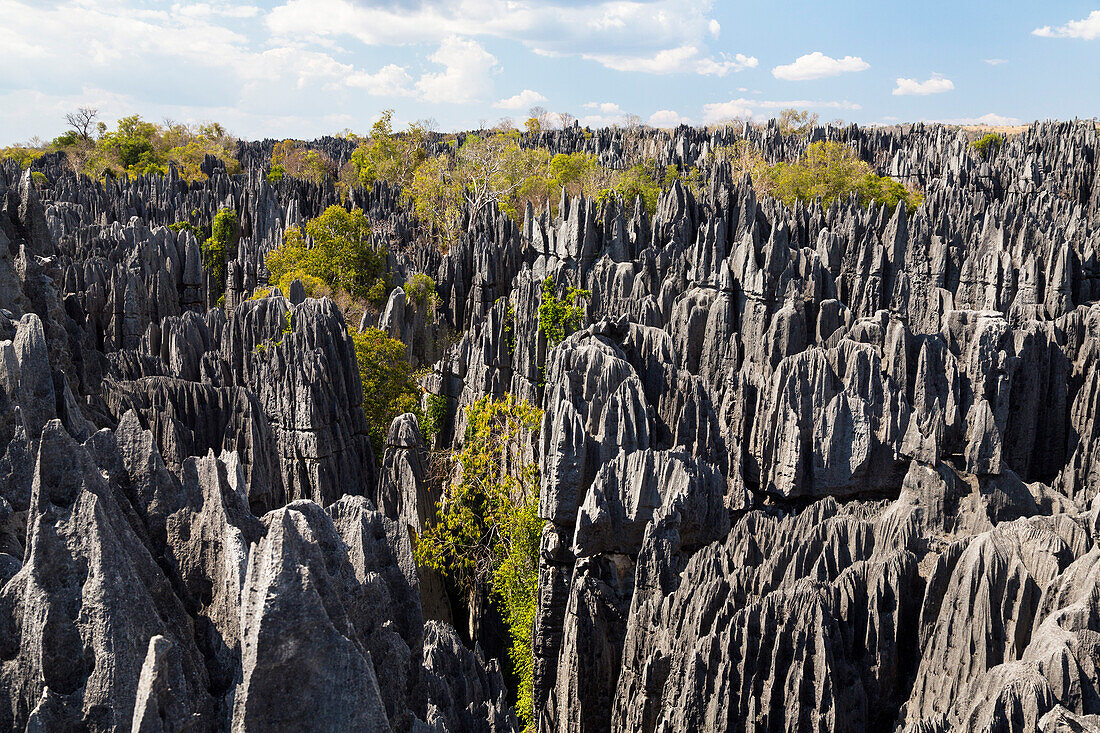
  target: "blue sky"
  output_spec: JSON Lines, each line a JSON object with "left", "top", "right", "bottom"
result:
{"left": 1, "top": 0, "right": 1098, "bottom": 143}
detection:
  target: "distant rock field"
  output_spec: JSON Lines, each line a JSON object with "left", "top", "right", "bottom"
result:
{"left": 1, "top": 120, "right": 1100, "bottom": 731}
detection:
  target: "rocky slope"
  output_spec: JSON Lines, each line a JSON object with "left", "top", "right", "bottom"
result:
{"left": 1, "top": 119, "right": 1099, "bottom": 731}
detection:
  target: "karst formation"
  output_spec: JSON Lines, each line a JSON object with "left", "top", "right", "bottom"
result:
{"left": 1, "top": 119, "right": 1100, "bottom": 732}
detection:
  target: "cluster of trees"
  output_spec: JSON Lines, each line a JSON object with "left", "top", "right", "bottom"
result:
{"left": 415, "top": 395, "right": 544, "bottom": 726}
{"left": 257, "top": 205, "right": 429, "bottom": 452}
{"left": 972, "top": 132, "right": 1005, "bottom": 160}
{"left": 0, "top": 108, "right": 240, "bottom": 181}
{"left": 256, "top": 203, "right": 576, "bottom": 726}
{"left": 714, "top": 140, "right": 923, "bottom": 212}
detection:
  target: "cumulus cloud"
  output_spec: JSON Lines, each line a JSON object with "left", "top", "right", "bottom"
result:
{"left": 702, "top": 97, "right": 861, "bottom": 124}
{"left": 1033, "top": 10, "right": 1100, "bottom": 40}
{"left": 772, "top": 52, "right": 869, "bottom": 81}
{"left": 266, "top": 0, "right": 745, "bottom": 76}
{"left": 893, "top": 75, "right": 954, "bottom": 96}
{"left": 584, "top": 46, "right": 756, "bottom": 76}
{"left": 346, "top": 64, "right": 416, "bottom": 96}
{"left": 984, "top": 58, "right": 1008, "bottom": 65}
{"left": 649, "top": 109, "right": 691, "bottom": 127}
{"left": 415, "top": 36, "right": 499, "bottom": 104}
{"left": 172, "top": 3, "right": 261, "bottom": 18}
{"left": 494, "top": 89, "right": 548, "bottom": 110}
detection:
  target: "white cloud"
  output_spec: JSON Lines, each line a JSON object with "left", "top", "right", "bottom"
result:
{"left": 266, "top": 0, "right": 747, "bottom": 76}
{"left": 935, "top": 113, "right": 1022, "bottom": 126}
{"left": 346, "top": 64, "right": 416, "bottom": 96}
{"left": 172, "top": 3, "right": 261, "bottom": 19}
{"left": 1033, "top": 10, "right": 1100, "bottom": 40}
{"left": 984, "top": 58, "right": 1008, "bottom": 65}
{"left": 772, "top": 52, "right": 870, "bottom": 81}
{"left": 702, "top": 97, "right": 861, "bottom": 124}
{"left": 580, "top": 102, "right": 629, "bottom": 127}
{"left": 649, "top": 109, "right": 691, "bottom": 127}
{"left": 893, "top": 75, "right": 954, "bottom": 96}
{"left": 494, "top": 89, "right": 548, "bottom": 110}
{"left": 583, "top": 101, "right": 622, "bottom": 114}
{"left": 701, "top": 100, "right": 755, "bottom": 123}
{"left": 582, "top": 46, "right": 756, "bottom": 76}
{"left": 415, "top": 36, "right": 499, "bottom": 104}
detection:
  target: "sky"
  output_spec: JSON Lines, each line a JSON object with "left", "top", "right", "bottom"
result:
{"left": 1, "top": 0, "right": 1098, "bottom": 144}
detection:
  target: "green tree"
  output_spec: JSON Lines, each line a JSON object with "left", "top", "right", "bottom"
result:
{"left": 972, "top": 132, "right": 1004, "bottom": 160}
{"left": 403, "top": 154, "right": 464, "bottom": 248}
{"left": 350, "top": 109, "right": 428, "bottom": 188}
{"left": 538, "top": 277, "right": 590, "bottom": 347}
{"left": 415, "top": 395, "right": 544, "bottom": 726}
{"left": 350, "top": 327, "right": 424, "bottom": 453}
{"left": 404, "top": 272, "right": 438, "bottom": 313}
{"left": 203, "top": 208, "right": 240, "bottom": 299}
{"left": 267, "top": 205, "right": 387, "bottom": 302}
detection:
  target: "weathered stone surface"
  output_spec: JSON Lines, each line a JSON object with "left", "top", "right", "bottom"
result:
{"left": 4, "top": 119, "right": 1100, "bottom": 731}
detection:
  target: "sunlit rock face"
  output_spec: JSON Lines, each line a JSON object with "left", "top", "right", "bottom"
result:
{"left": 1, "top": 119, "right": 1100, "bottom": 731}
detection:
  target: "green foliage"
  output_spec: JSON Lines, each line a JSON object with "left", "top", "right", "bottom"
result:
{"left": 597, "top": 161, "right": 662, "bottom": 214}
{"left": 763, "top": 141, "right": 922, "bottom": 212}
{"left": 404, "top": 155, "right": 464, "bottom": 248}
{"left": 64, "top": 115, "right": 240, "bottom": 181}
{"left": 423, "top": 393, "right": 448, "bottom": 443}
{"left": 267, "top": 206, "right": 387, "bottom": 303}
{"left": 538, "top": 277, "right": 591, "bottom": 347}
{"left": 270, "top": 139, "right": 334, "bottom": 185}
{"left": 350, "top": 327, "right": 424, "bottom": 453}
{"left": 30, "top": 171, "right": 48, "bottom": 188}
{"left": 858, "top": 173, "right": 924, "bottom": 214}
{"left": 167, "top": 221, "right": 196, "bottom": 235}
{"left": 202, "top": 208, "right": 240, "bottom": 299}
{"left": 972, "top": 133, "right": 1004, "bottom": 159}
{"left": 0, "top": 146, "right": 44, "bottom": 169}
{"left": 350, "top": 110, "right": 428, "bottom": 188}
{"left": 415, "top": 395, "right": 544, "bottom": 726}
{"left": 403, "top": 272, "right": 438, "bottom": 312}
{"left": 775, "top": 109, "right": 820, "bottom": 135}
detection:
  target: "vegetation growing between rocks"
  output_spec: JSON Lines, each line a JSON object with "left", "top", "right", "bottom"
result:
{"left": 972, "top": 132, "right": 1005, "bottom": 159}
{"left": 715, "top": 140, "right": 923, "bottom": 212}
{"left": 415, "top": 395, "right": 544, "bottom": 727}
{"left": 267, "top": 205, "right": 388, "bottom": 304}
{"left": 403, "top": 272, "right": 439, "bottom": 313}
{"left": 203, "top": 208, "right": 240, "bottom": 299}
{"left": 538, "top": 277, "right": 591, "bottom": 347}
{"left": 351, "top": 327, "right": 425, "bottom": 453}
{"left": 268, "top": 139, "right": 335, "bottom": 185}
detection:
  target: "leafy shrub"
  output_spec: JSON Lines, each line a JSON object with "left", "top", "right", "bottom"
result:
{"left": 776, "top": 108, "right": 820, "bottom": 135}
{"left": 759, "top": 141, "right": 922, "bottom": 212}
{"left": 972, "top": 133, "right": 1004, "bottom": 160}
{"left": 538, "top": 277, "right": 591, "bottom": 347}
{"left": 167, "top": 221, "right": 196, "bottom": 235}
{"left": 202, "top": 208, "right": 240, "bottom": 299}
{"left": 0, "top": 146, "right": 44, "bottom": 169}
{"left": 267, "top": 205, "right": 387, "bottom": 303}
{"left": 404, "top": 272, "right": 438, "bottom": 312}
{"left": 270, "top": 140, "right": 334, "bottom": 185}
{"left": 415, "top": 395, "right": 544, "bottom": 726}
{"left": 30, "top": 171, "right": 48, "bottom": 188}
{"left": 350, "top": 327, "right": 424, "bottom": 453}
{"left": 350, "top": 109, "right": 427, "bottom": 188}
{"left": 63, "top": 115, "right": 239, "bottom": 181}
{"left": 422, "top": 392, "right": 448, "bottom": 443}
